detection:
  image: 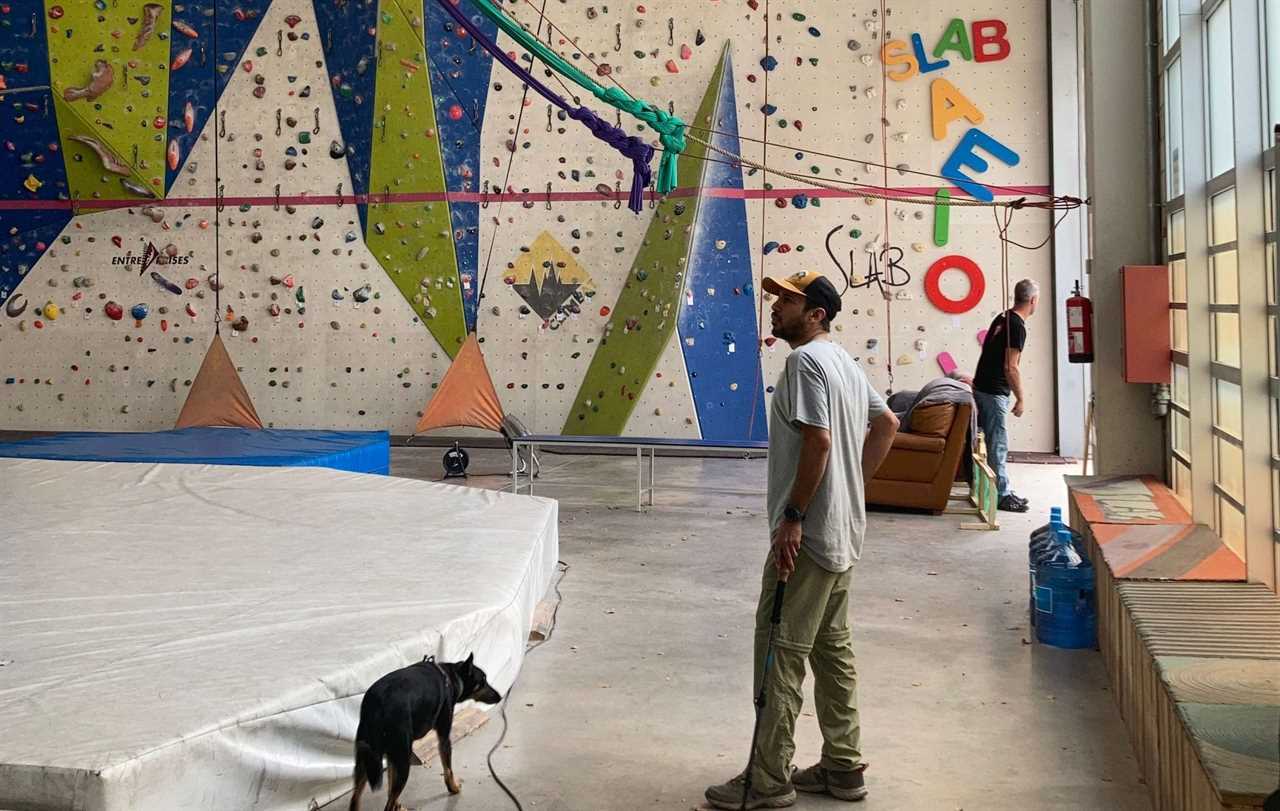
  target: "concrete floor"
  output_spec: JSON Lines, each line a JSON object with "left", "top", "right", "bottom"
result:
{"left": 348, "top": 447, "right": 1151, "bottom": 810}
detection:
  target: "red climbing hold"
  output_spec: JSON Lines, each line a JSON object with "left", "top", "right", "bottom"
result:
{"left": 599, "top": 306, "right": 611, "bottom": 317}
{"left": 774, "top": 197, "right": 788, "bottom": 208}
{"left": 448, "top": 104, "right": 463, "bottom": 121}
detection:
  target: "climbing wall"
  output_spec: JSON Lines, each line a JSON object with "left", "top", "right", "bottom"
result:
{"left": 0, "top": 0, "right": 1058, "bottom": 451}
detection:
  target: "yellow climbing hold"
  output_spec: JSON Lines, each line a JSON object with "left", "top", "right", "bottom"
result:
{"left": 42, "top": 301, "right": 60, "bottom": 320}
{"left": 23, "top": 174, "right": 43, "bottom": 192}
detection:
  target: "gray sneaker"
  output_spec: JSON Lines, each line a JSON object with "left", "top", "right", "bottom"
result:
{"left": 704, "top": 771, "right": 797, "bottom": 810}
{"left": 791, "top": 762, "right": 869, "bottom": 801}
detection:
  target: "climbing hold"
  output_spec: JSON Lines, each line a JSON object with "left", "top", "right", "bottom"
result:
{"left": 105, "top": 301, "right": 124, "bottom": 321}
{"left": 760, "top": 55, "right": 778, "bottom": 71}
{"left": 42, "top": 301, "right": 59, "bottom": 320}
{"left": 131, "top": 303, "right": 149, "bottom": 321}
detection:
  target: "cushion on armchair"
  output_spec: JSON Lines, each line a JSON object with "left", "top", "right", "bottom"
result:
{"left": 908, "top": 403, "right": 956, "bottom": 438}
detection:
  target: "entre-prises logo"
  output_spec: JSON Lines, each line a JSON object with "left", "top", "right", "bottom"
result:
{"left": 111, "top": 241, "right": 192, "bottom": 275}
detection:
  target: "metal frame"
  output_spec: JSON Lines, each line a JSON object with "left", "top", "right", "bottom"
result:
{"left": 1161, "top": 0, "right": 1277, "bottom": 587}
{"left": 1049, "top": 0, "right": 1091, "bottom": 458}
{"left": 1227, "top": 0, "right": 1274, "bottom": 586}
{"left": 510, "top": 439, "right": 766, "bottom": 512}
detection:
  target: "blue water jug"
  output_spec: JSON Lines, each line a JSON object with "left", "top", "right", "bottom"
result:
{"left": 1034, "top": 528, "right": 1096, "bottom": 649}
{"left": 1028, "top": 508, "right": 1064, "bottom": 627}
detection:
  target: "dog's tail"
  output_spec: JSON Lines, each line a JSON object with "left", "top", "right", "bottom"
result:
{"left": 355, "top": 740, "right": 384, "bottom": 791}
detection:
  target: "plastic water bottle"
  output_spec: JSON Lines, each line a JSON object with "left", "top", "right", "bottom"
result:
{"left": 1028, "top": 508, "right": 1064, "bottom": 627}
{"left": 1034, "top": 528, "right": 1097, "bottom": 649}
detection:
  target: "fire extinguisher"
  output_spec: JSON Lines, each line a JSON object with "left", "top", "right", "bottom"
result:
{"left": 1066, "top": 281, "right": 1094, "bottom": 363}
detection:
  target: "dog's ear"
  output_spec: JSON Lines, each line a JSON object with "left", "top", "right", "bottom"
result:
{"left": 464, "top": 652, "right": 474, "bottom": 668}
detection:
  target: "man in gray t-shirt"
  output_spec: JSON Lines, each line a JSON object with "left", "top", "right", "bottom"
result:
{"left": 706, "top": 271, "right": 900, "bottom": 810}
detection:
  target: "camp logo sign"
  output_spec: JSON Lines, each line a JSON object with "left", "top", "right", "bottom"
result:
{"left": 112, "top": 242, "right": 192, "bottom": 276}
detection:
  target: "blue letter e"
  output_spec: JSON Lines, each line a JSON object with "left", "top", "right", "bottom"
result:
{"left": 940, "top": 128, "right": 1021, "bottom": 202}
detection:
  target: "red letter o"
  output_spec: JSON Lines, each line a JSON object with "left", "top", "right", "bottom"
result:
{"left": 925, "top": 255, "right": 985, "bottom": 314}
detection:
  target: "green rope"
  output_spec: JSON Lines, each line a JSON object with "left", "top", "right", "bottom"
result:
{"left": 466, "top": 0, "right": 686, "bottom": 193}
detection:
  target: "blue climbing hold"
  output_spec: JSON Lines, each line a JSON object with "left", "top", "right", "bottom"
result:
{"left": 791, "top": 194, "right": 809, "bottom": 209}
{"left": 761, "top": 103, "right": 777, "bottom": 116}
{"left": 131, "top": 303, "right": 150, "bottom": 320}
{"left": 808, "top": 26, "right": 821, "bottom": 37}
{"left": 760, "top": 55, "right": 778, "bottom": 71}
{"left": 763, "top": 240, "right": 780, "bottom": 254}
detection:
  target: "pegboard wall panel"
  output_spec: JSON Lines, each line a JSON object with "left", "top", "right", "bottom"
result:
{"left": 0, "top": 0, "right": 1061, "bottom": 451}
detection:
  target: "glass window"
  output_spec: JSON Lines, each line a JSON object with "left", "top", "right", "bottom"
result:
{"left": 1215, "top": 312, "right": 1241, "bottom": 366}
{"left": 1273, "top": 397, "right": 1280, "bottom": 455}
{"left": 1268, "top": 0, "right": 1280, "bottom": 131}
{"left": 1217, "top": 496, "right": 1246, "bottom": 556}
{"left": 1167, "top": 59, "right": 1185, "bottom": 199}
{"left": 1211, "top": 252, "right": 1239, "bottom": 304}
{"left": 1215, "top": 378, "right": 1243, "bottom": 436}
{"left": 1174, "top": 363, "right": 1190, "bottom": 406}
{"left": 1207, "top": 2, "right": 1236, "bottom": 177}
{"left": 1266, "top": 170, "right": 1276, "bottom": 233}
{"left": 1216, "top": 438, "right": 1244, "bottom": 499}
{"left": 1170, "top": 209, "right": 1187, "bottom": 255}
{"left": 1172, "top": 258, "right": 1187, "bottom": 302}
{"left": 1174, "top": 457, "right": 1192, "bottom": 506}
{"left": 1173, "top": 410, "right": 1192, "bottom": 454}
{"left": 1173, "top": 309, "right": 1189, "bottom": 351}
{"left": 1165, "top": 0, "right": 1181, "bottom": 50}
{"left": 1272, "top": 467, "right": 1280, "bottom": 538}
{"left": 1211, "top": 189, "right": 1237, "bottom": 244}
{"left": 1268, "top": 243, "right": 1277, "bottom": 305}
{"left": 1269, "top": 313, "right": 1277, "bottom": 377}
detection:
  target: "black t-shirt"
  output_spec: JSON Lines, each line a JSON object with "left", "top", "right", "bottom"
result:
{"left": 973, "top": 311, "right": 1026, "bottom": 396}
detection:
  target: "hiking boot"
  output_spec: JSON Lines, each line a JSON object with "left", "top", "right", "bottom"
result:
{"left": 998, "top": 494, "right": 1030, "bottom": 512}
{"left": 791, "top": 762, "right": 869, "bottom": 801}
{"left": 1007, "top": 492, "right": 1030, "bottom": 507}
{"left": 704, "top": 771, "right": 796, "bottom": 810}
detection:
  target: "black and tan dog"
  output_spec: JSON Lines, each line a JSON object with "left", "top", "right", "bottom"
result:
{"left": 350, "top": 653, "right": 502, "bottom": 811}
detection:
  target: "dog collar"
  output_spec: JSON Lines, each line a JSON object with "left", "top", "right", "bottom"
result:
{"left": 431, "top": 660, "right": 464, "bottom": 703}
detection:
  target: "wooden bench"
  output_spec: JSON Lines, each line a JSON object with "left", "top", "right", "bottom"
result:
{"left": 1067, "top": 475, "right": 1278, "bottom": 810}
{"left": 510, "top": 435, "right": 769, "bottom": 511}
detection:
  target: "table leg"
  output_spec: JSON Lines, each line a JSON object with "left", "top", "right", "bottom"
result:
{"left": 511, "top": 442, "right": 519, "bottom": 494}
{"left": 648, "top": 447, "right": 655, "bottom": 506}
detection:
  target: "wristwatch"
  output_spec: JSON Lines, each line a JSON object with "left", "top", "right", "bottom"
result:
{"left": 783, "top": 504, "right": 806, "bottom": 523}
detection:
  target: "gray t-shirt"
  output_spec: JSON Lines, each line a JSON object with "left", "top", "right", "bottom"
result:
{"left": 767, "top": 339, "right": 889, "bottom": 572}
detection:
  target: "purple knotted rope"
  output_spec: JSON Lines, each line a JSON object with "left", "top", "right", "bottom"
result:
{"left": 432, "top": 0, "right": 654, "bottom": 213}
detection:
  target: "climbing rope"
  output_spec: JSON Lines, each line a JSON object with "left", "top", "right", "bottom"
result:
{"left": 463, "top": 0, "right": 687, "bottom": 193}
{"left": 688, "top": 132, "right": 1082, "bottom": 210}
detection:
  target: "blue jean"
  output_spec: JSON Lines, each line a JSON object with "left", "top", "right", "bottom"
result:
{"left": 974, "top": 390, "right": 1011, "bottom": 497}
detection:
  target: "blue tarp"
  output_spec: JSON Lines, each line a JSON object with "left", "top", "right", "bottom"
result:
{"left": 0, "top": 428, "right": 390, "bottom": 475}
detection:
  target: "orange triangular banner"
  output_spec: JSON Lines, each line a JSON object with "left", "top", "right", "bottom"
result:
{"left": 175, "top": 333, "right": 264, "bottom": 429}
{"left": 414, "top": 333, "right": 505, "bottom": 434}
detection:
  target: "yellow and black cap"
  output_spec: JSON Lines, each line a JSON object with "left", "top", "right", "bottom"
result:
{"left": 762, "top": 270, "right": 843, "bottom": 321}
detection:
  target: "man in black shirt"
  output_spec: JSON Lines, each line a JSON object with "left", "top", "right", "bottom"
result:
{"left": 972, "top": 279, "right": 1038, "bottom": 512}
